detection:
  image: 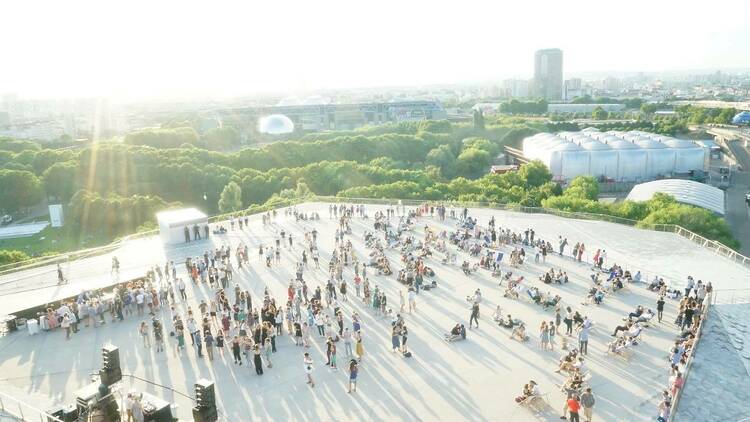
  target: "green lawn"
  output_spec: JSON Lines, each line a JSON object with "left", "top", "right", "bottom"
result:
{"left": 0, "top": 225, "right": 110, "bottom": 258}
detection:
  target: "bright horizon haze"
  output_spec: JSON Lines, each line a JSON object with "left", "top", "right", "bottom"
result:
{"left": 1, "top": 0, "right": 749, "bottom": 100}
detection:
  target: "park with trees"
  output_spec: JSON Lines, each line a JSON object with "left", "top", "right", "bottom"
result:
{"left": 0, "top": 115, "right": 740, "bottom": 263}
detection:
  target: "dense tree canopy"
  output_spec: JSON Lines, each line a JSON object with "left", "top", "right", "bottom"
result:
{"left": 0, "top": 117, "right": 741, "bottom": 265}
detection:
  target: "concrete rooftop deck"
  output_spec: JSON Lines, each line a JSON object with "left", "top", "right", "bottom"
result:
{"left": 0, "top": 202, "right": 748, "bottom": 421}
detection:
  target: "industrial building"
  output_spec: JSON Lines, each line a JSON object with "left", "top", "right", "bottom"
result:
{"left": 522, "top": 129, "right": 708, "bottom": 182}
{"left": 221, "top": 100, "right": 447, "bottom": 132}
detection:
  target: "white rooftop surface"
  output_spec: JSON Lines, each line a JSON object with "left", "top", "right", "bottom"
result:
{"left": 156, "top": 208, "right": 208, "bottom": 226}
{"left": 0, "top": 202, "right": 748, "bottom": 422}
{"left": 626, "top": 179, "right": 726, "bottom": 216}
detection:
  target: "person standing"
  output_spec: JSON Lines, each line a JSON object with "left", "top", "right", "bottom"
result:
{"left": 657, "top": 296, "right": 665, "bottom": 323}
{"left": 304, "top": 352, "right": 315, "bottom": 387}
{"left": 580, "top": 388, "right": 595, "bottom": 422}
{"left": 264, "top": 338, "right": 273, "bottom": 368}
{"left": 348, "top": 360, "right": 359, "bottom": 393}
{"left": 567, "top": 394, "right": 581, "bottom": 422}
{"left": 194, "top": 331, "right": 203, "bottom": 358}
{"left": 253, "top": 345, "right": 264, "bottom": 375}
{"left": 391, "top": 326, "right": 401, "bottom": 352}
{"left": 232, "top": 336, "right": 242, "bottom": 365}
{"left": 578, "top": 325, "right": 589, "bottom": 355}
{"left": 139, "top": 321, "right": 150, "bottom": 347}
{"left": 342, "top": 328, "right": 353, "bottom": 356}
{"left": 61, "top": 313, "right": 72, "bottom": 340}
{"left": 355, "top": 330, "right": 364, "bottom": 362}
{"left": 204, "top": 331, "right": 214, "bottom": 361}
{"left": 401, "top": 325, "right": 409, "bottom": 354}
{"left": 408, "top": 288, "right": 416, "bottom": 314}
{"left": 469, "top": 302, "right": 480, "bottom": 329}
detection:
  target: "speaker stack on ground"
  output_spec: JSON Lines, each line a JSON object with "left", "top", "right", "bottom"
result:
{"left": 192, "top": 379, "right": 218, "bottom": 422}
{"left": 99, "top": 344, "right": 122, "bottom": 386}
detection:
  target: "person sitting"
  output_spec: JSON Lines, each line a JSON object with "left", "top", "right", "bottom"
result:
{"left": 612, "top": 277, "right": 624, "bottom": 291}
{"left": 590, "top": 273, "right": 601, "bottom": 285}
{"left": 466, "top": 289, "right": 482, "bottom": 305}
{"left": 626, "top": 323, "right": 643, "bottom": 343}
{"left": 499, "top": 314, "right": 515, "bottom": 329}
{"left": 527, "top": 287, "right": 541, "bottom": 305}
{"left": 561, "top": 369, "right": 585, "bottom": 394}
{"left": 515, "top": 380, "right": 541, "bottom": 404}
{"left": 493, "top": 306, "right": 504, "bottom": 323}
{"left": 611, "top": 321, "right": 632, "bottom": 337}
{"left": 445, "top": 323, "right": 466, "bottom": 342}
{"left": 628, "top": 305, "right": 644, "bottom": 320}
{"left": 543, "top": 294, "right": 561, "bottom": 310}
{"left": 632, "top": 271, "right": 642, "bottom": 284}
{"left": 510, "top": 322, "right": 528, "bottom": 342}
{"left": 461, "top": 261, "right": 471, "bottom": 275}
{"left": 635, "top": 309, "right": 655, "bottom": 324}
{"left": 593, "top": 289, "right": 604, "bottom": 305}
{"left": 555, "top": 350, "right": 579, "bottom": 373}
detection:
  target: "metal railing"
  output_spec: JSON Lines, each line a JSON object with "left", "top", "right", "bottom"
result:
{"left": 0, "top": 390, "right": 63, "bottom": 422}
{"left": 315, "top": 196, "right": 750, "bottom": 269}
{"left": 710, "top": 288, "right": 750, "bottom": 305}
{"left": 1, "top": 195, "right": 748, "bottom": 280}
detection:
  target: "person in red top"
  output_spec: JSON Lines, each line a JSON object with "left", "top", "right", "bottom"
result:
{"left": 565, "top": 394, "right": 581, "bottom": 422}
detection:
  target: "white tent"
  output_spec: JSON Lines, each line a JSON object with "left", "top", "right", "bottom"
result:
{"left": 626, "top": 180, "right": 725, "bottom": 215}
{"left": 156, "top": 208, "right": 209, "bottom": 244}
{"left": 521, "top": 130, "right": 708, "bottom": 182}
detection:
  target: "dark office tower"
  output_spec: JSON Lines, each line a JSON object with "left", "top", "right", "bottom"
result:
{"left": 533, "top": 49, "right": 563, "bottom": 101}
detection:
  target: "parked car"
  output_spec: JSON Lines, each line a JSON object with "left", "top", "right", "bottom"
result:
{"left": 745, "top": 191, "right": 750, "bottom": 205}
{"left": 0, "top": 215, "right": 12, "bottom": 226}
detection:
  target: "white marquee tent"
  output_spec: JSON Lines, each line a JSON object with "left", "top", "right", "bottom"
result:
{"left": 521, "top": 130, "right": 708, "bottom": 182}
{"left": 626, "top": 180, "right": 725, "bottom": 215}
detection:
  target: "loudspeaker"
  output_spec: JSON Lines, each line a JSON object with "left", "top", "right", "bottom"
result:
{"left": 192, "top": 406, "right": 218, "bottom": 422}
{"left": 193, "top": 379, "right": 217, "bottom": 422}
{"left": 101, "top": 345, "right": 122, "bottom": 385}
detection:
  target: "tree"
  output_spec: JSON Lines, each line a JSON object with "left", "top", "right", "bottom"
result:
{"left": 203, "top": 127, "right": 240, "bottom": 150}
{"left": 218, "top": 181, "right": 243, "bottom": 213}
{"left": 0, "top": 169, "right": 43, "bottom": 214}
{"left": 564, "top": 176, "right": 599, "bottom": 200}
{"left": 42, "top": 162, "right": 78, "bottom": 201}
{"left": 0, "top": 250, "right": 30, "bottom": 266}
{"left": 425, "top": 145, "right": 456, "bottom": 176}
{"left": 454, "top": 147, "right": 491, "bottom": 179}
{"left": 640, "top": 103, "right": 658, "bottom": 114}
{"left": 592, "top": 106, "right": 608, "bottom": 120}
{"left": 518, "top": 160, "right": 552, "bottom": 187}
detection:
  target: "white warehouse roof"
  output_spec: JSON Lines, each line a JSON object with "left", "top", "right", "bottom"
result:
{"left": 626, "top": 179, "right": 725, "bottom": 215}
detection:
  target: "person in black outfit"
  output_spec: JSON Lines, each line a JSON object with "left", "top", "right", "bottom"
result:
{"left": 656, "top": 297, "right": 665, "bottom": 323}
{"left": 184, "top": 226, "right": 191, "bottom": 243}
{"left": 469, "top": 303, "right": 480, "bottom": 329}
{"left": 253, "top": 345, "right": 264, "bottom": 375}
{"left": 193, "top": 224, "right": 201, "bottom": 240}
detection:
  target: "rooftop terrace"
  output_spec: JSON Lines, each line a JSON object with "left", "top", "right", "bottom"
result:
{"left": 0, "top": 202, "right": 748, "bottom": 421}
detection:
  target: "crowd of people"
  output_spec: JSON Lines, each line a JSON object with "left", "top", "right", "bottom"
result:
{"left": 32, "top": 200, "right": 712, "bottom": 421}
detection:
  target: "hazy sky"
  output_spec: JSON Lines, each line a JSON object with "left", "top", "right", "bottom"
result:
{"left": 2, "top": 0, "right": 749, "bottom": 100}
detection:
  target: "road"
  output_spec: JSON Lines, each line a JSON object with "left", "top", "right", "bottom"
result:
{"left": 710, "top": 127, "right": 750, "bottom": 255}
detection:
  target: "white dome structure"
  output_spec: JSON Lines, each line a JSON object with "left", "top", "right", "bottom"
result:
{"left": 627, "top": 180, "right": 725, "bottom": 215}
{"left": 581, "top": 140, "right": 619, "bottom": 179}
{"left": 258, "top": 114, "right": 295, "bottom": 135}
{"left": 521, "top": 130, "right": 706, "bottom": 182}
